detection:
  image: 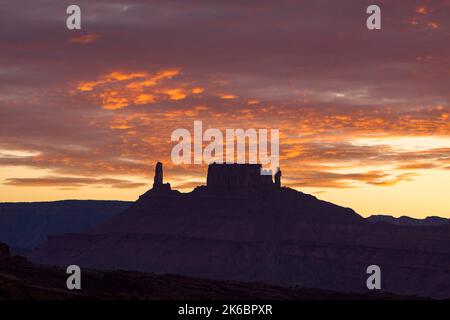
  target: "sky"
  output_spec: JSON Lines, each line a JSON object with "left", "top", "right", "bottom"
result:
{"left": 0, "top": 0, "right": 449, "bottom": 218}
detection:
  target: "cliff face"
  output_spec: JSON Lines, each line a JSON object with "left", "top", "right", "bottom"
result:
{"left": 28, "top": 163, "right": 450, "bottom": 299}
{"left": 0, "top": 242, "right": 419, "bottom": 300}
{"left": 0, "top": 242, "right": 30, "bottom": 272}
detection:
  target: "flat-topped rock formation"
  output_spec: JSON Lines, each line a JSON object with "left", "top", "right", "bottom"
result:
{"left": 206, "top": 163, "right": 280, "bottom": 189}
{"left": 28, "top": 162, "right": 450, "bottom": 299}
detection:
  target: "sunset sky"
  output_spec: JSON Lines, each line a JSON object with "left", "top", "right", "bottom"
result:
{"left": 0, "top": 0, "right": 449, "bottom": 218}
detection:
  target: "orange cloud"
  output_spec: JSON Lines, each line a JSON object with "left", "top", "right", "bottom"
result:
{"left": 366, "top": 173, "right": 416, "bottom": 187}
{"left": 192, "top": 87, "right": 205, "bottom": 94}
{"left": 110, "top": 124, "right": 132, "bottom": 130}
{"left": 415, "top": 7, "right": 429, "bottom": 15}
{"left": 427, "top": 21, "right": 440, "bottom": 30}
{"left": 220, "top": 94, "right": 237, "bottom": 100}
{"left": 125, "top": 69, "right": 180, "bottom": 90}
{"left": 99, "top": 91, "right": 129, "bottom": 110}
{"left": 396, "top": 163, "right": 437, "bottom": 170}
{"left": 134, "top": 94, "right": 155, "bottom": 105}
{"left": 69, "top": 34, "right": 101, "bottom": 44}
{"left": 283, "top": 170, "right": 398, "bottom": 189}
{"left": 76, "top": 69, "right": 190, "bottom": 109}
{"left": 162, "top": 88, "right": 187, "bottom": 101}
{"left": 77, "top": 71, "right": 149, "bottom": 92}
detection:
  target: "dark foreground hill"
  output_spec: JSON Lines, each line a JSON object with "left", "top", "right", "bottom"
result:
{"left": 28, "top": 163, "right": 450, "bottom": 299}
{"left": 0, "top": 200, "right": 131, "bottom": 250}
{"left": 0, "top": 243, "right": 419, "bottom": 300}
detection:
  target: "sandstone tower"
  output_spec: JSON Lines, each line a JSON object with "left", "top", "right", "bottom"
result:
{"left": 152, "top": 162, "right": 171, "bottom": 191}
{"left": 274, "top": 167, "right": 282, "bottom": 188}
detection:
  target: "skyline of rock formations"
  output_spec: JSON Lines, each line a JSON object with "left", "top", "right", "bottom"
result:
{"left": 28, "top": 161, "right": 450, "bottom": 299}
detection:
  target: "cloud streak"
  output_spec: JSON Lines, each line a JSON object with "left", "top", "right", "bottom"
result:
{"left": 4, "top": 176, "right": 146, "bottom": 189}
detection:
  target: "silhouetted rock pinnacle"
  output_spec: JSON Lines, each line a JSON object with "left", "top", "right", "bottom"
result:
{"left": 152, "top": 162, "right": 171, "bottom": 192}
{"left": 274, "top": 167, "right": 282, "bottom": 188}
{"left": 153, "top": 162, "right": 163, "bottom": 187}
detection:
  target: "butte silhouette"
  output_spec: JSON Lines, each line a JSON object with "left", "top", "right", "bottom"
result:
{"left": 29, "top": 162, "right": 450, "bottom": 298}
